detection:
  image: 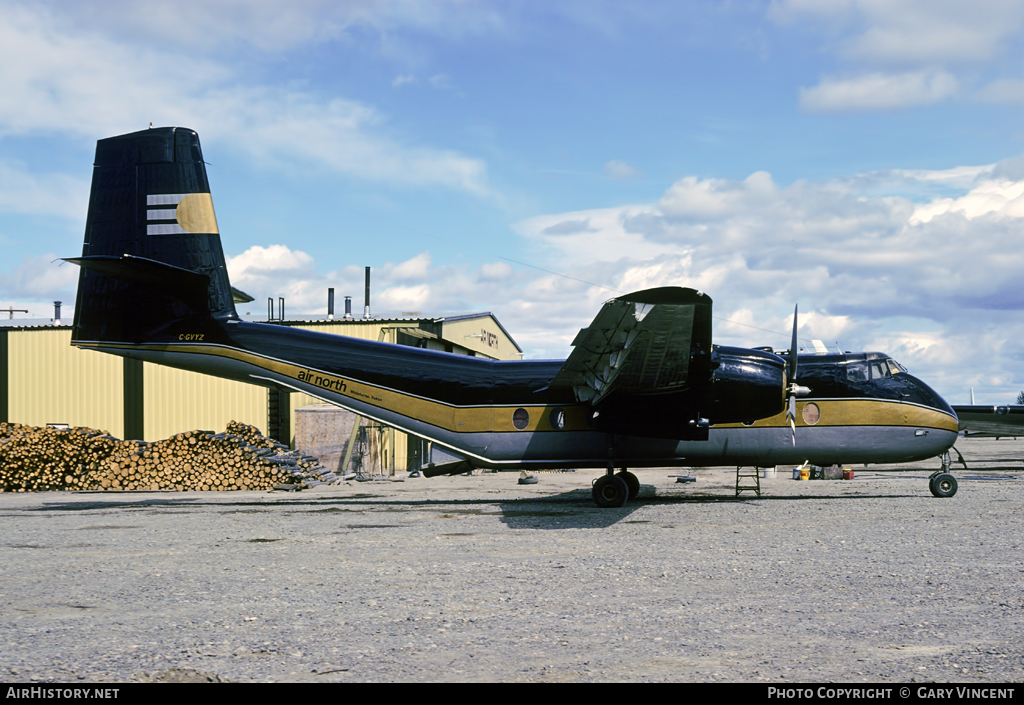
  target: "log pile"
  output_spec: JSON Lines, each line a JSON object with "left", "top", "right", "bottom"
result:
{"left": 0, "top": 421, "right": 338, "bottom": 492}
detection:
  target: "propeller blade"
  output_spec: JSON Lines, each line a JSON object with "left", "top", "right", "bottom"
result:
{"left": 785, "top": 304, "right": 800, "bottom": 447}
{"left": 787, "top": 394, "right": 797, "bottom": 446}
{"left": 788, "top": 303, "right": 799, "bottom": 381}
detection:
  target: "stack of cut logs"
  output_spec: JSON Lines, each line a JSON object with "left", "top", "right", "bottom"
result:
{"left": 0, "top": 421, "right": 337, "bottom": 492}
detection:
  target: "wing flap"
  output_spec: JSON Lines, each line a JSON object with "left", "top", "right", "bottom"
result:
{"left": 552, "top": 287, "right": 712, "bottom": 404}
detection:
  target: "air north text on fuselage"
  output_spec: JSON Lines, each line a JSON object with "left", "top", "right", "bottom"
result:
{"left": 297, "top": 369, "right": 348, "bottom": 394}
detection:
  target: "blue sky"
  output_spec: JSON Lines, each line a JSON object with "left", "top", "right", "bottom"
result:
{"left": 4, "top": 0, "right": 1024, "bottom": 403}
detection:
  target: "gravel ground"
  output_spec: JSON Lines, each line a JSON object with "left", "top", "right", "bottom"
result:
{"left": 1, "top": 435, "right": 1022, "bottom": 683}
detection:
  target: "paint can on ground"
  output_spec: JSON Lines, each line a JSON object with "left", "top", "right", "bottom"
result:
{"left": 843, "top": 468, "right": 855, "bottom": 480}
{"left": 762, "top": 467, "right": 777, "bottom": 478}
{"left": 792, "top": 467, "right": 801, "bottom": 480}
{"left": 800, "top": 466, "right": 810, "bottom": 481}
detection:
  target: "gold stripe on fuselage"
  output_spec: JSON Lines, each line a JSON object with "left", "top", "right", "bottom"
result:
{"left": 75, "top": 341, "right": 592, "bottom": 434}
{"left": 714, "top": 399, "right": 958, "bottom": 433}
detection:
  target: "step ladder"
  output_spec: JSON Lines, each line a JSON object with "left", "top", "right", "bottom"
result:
{"left": 735, "top": 466, "right": 761, "bottom": 497}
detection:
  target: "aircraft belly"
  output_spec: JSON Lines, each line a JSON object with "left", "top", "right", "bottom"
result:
{"left": 678, "top": 425, "right": 958, "bottom": 466}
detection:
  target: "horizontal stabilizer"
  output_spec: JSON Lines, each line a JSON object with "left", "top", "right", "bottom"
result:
{"left": 64, "top": 255, "right": 211, "bottom": 311}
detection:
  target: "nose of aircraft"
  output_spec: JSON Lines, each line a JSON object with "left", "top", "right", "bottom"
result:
{"left": 897, "top": 371, "right": 957, "bottom": 420}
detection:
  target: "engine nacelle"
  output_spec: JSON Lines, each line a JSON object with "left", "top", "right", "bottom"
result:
{"left": 587, "top": 345, "right": 787, "bottom": 440}
{"left": 708, "top": 345, "right": 787, "bottom": 425}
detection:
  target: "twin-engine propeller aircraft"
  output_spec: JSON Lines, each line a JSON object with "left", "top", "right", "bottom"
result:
{"left": 65, "top": 127, "right": 961, "bottom": 506}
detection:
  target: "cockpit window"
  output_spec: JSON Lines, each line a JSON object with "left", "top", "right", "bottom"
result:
{"left": 846, "top": 362, "right": 868, "bottom": 382}
{"left": 846, "top": 358, "right": 903, "bottom": 383}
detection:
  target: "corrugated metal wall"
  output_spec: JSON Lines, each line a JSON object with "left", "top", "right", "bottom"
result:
{"left": 143, "top": 363, "right": 267, "bottom": 441}
{"left": 0, "top": 327, "right": 269, "bottom": 441}
{"left": 3, "top": 328, "right": 125, "bottom": 435}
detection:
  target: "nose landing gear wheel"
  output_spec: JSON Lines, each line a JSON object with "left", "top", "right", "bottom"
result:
{"left": 593, "top": 474, "right": 630, "bottom": 507}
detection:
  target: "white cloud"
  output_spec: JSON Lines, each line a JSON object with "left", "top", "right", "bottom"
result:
{"left": 974, "top": 78, "right": 1024, "bottom": 105}
{"left": 909, "top": 179, "right": 1024, "bottom": 223}
{"left": 0, "top": 4, "right": 491, "bottom": 196}
{"left": 228, "top": 244, "right": 316, "bottom": 278}
{"left": 429, "top": 74, "right": 454, "bottom": 90}
{"left": 773, "top": 0, "right": 1024, "bottom": 113}
{"left": 0, "top": 161, "right": 89, "bottom": 221}
{"left": 658, "top": 171, "right": 779, "bottom": 219}
{"left": 507, "top": 163, "right": 1024, "bottom": 402}
{"left": 799, "top": 71, "right": 959, "bottom": 112}
{"left": 236, "top": 93, "right": 490, "bottom": 194}
{"left": 771, "top": 0, "right": 1024, "bottom": 64}
{"left": 385, "top": 252, "right": 433, "bottom": 282}
{"left": 604, "top": 160, "right": 641, "bottom": 180}
{"left": 477, "top": 261, "right": 514, "bottom": 282}
{"left": 0, "top": 253, "right": 79, "bottom": 301}
{"left": 33, "top": 0, "right": 506, "bottom": 53}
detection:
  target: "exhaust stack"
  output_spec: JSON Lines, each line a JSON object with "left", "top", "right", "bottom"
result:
{"left": 364, "top": 266, "right": 371, "bottom": 319}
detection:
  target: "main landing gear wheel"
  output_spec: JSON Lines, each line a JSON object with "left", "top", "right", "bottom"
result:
{"left": 593, "top": 474, "right": 630, "bottom": 508}
{"left": 616, "top": 470, "right": 640, "bottom": 500}
{"left": 929, "top": 472, "right": 958, "bottom": 498}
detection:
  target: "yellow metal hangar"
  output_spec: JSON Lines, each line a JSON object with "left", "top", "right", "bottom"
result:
{"left": 0, "top": 307, "right": 524, "bottom": 474}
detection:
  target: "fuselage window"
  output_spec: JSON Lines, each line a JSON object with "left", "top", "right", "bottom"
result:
{"left": 549, "top": 408, "right": 566, "bottom": 430}
{"left": 513, "top": 408, "right": 530, "bottom": 430}
{"left": 802, "top": 402, "right": 821, "bottom": 425}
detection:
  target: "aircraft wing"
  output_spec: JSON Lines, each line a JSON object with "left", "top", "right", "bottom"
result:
{"left": 551, "top": 287, "right": 712, "bottom": 404}
{"left": 952, "top": 405, "right": 1024, "bottom": 436}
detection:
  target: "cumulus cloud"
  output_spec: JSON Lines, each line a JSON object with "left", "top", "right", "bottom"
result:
{"left": 771, "top": 0, "right": 1024, "bottom": 64}
{"left": 658, "top": 171, "right": 779, "bottom": 220}
{"left": 511, "top": 163, "right": 1024, "bottom": 401}
{"left": 227, "top": 245, "right": 317, "bottom": 283}
{"left": 773, "top": 0, "right": 1024, "bottom": 113}
{"left": 0, "top": 253, "right": 79, "bottom": 302}
{"left": 0, "top": 3, "right": 491, "bottom": 195}
{"left": 799, "top": 71, "right": 959, "bottom": 112}
{"left": 909, "top": 180, "right": 1024, "bottom": 223}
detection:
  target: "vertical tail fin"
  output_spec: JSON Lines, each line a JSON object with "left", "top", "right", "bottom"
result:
{"left": 69, "top": 126, "right": 237, "bottom": 344}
